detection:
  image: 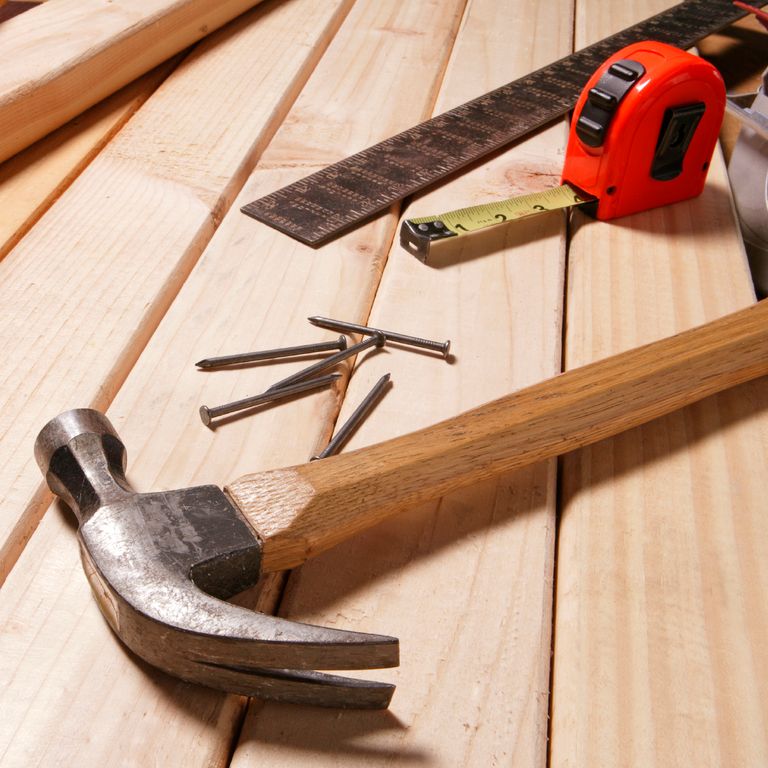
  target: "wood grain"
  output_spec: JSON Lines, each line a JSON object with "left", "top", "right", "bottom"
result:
{"left": 550, "top": 2, "right": 768, "bottom": 766}
{"left": 1, "top": 1, "right": 763, "bottom": 765}
{"left": 0, "top": 0, "right": 351, "bottom": 581}
{"left": 0, "top": 60, "right": 175, "bottom": 262}
{"left": 0, "top": 0, "right": 470, "bottom": 764}
{"left": 0, "top": 0, "right": 271, "bottom": 162}
{"left": 231, "top": 0, "right": 572, "bottom": 763}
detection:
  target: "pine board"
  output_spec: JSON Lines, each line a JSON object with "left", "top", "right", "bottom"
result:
{"left": 0, "top": 1, "right": 764, "bottom": 765}
{"left": 0, "top": 61, "right": 175, "bottom": 262}
{"left": 0, "top": 0, "right": 471, "bottom": 764}
{"left": 231, "top": 0, "right": 572, "bottom": 763}
{"left": 0, "top": 0, "right": 351, "bottom": 579}
{"left": 0, "top": 0, "right": 267, "bottom": 162}
{"left": 549, "top": 2, "right": 768, "bottom": 766}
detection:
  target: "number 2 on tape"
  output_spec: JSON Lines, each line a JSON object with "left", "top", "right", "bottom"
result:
{"left": 400, "top": 41, "right": 725, "bottom": 261}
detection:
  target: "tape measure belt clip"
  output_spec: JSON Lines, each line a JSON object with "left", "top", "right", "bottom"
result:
{"left": 651, "top": 101, "right": 707, "bottom": 180}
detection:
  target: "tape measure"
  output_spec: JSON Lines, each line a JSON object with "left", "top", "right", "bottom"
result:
{"left": 241, "top": 0, "right": 761, "bottom": 246}
{"left": 401, "top": 41, "right": 726, "bottom": 260}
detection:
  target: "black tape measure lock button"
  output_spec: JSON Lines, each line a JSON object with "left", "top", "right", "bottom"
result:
{"left": 576, "top": 59, "right": 645, "bottom": 146}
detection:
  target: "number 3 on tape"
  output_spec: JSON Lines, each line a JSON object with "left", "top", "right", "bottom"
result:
{"left": 400, "top": 41, "right": 725, "bottom": 262}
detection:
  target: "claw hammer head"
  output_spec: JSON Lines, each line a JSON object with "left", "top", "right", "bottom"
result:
{"left": 35, "top": 409, "right": 398, "bottom": 709}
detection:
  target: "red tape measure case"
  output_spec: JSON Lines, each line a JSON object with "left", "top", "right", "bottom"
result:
{"left": 561, "top": 41, "right": 725, "bottom": 220}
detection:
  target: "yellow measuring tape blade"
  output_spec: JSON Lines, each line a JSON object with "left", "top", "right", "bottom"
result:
{"left": 412, "top": 183, "right": 591, "bottom": 233}
{"left": 401, "top": 183, "right": 595, "bottom": 261}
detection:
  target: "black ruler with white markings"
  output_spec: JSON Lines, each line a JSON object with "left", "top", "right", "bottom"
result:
{"left": 241, "top": 0, "right": 763, "bottom": 246}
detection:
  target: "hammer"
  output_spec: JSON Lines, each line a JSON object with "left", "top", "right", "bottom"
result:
{"left": 35, "top": 299, "right": 768, "bottom": 709}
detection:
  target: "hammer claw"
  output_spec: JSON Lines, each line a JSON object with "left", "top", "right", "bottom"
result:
{"left": 179, "top": 610, "right": 400, "bottom": 672}
{"left": 103, "top": 578, "right": 398, "bottom": 707}
{"left": 191, "top": 663, "right": 396, "bottom": 709}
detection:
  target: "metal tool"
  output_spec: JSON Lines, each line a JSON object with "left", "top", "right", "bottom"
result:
{"left": 241, "top": 0, "right": 763, "bottom": 246}
{"left": 36, "top": 297, "right": 768, "bottom": 708}
{"left": 727, "top": 65, "right": 768, "bottom": 296}
{"left": 199, "top": 372, "right": 341, "bottom": 427}
{"left": 196, "top": 336, "right": 347, "bottom": 369}
{"left": 309, "top": 316, "right": 450, "bottom": 358}
{"left": 266, "top": 333, "right": 385, "bottom": 392}
{"left": 734, "top": 0, "right": 768, "bottom": 29}
{"left": 401, "top": 42, "right": 726, "bottom": 261}
{"left": 312, "top": 373, "right": 392, "bottom": 460}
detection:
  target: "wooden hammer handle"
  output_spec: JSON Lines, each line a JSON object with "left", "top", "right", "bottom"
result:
{"left": 227, "top": 299, "right": 768, "bottom": 573}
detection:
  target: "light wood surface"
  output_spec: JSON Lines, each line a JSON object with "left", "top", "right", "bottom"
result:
{"left": 0, "top": 0, "right": 470, "bottom": 764}
{"left": 0, "top": 1, "right": 765, "bottom": 766}
{"left": 0, "top": 0, "right": 350, "bottom": 584}
{"left": 0, "top": 61, "right": 175, "bottom": 262}
{"left": 549, "top": 2, "right": 768, "bottom": 767}
{"left": 0, "top": 0, "right": 265, "bottom": 162}
{"left": 232, "top": 0, "right": 570, "bottom": 763}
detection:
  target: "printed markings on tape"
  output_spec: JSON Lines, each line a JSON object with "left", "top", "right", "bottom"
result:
{"left": 401, "top": 184, "right": 593, "bottom": 260}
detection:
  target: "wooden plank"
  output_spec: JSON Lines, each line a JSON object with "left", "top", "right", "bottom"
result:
{"left": 550, "top": 3, "right": 768, "bottom": 766}
{"left": 231, "top": 0, "right": 573, "bottom": 764}
{"left": 0, "top": 0, "right": 472, "bottom": 764}
{"left": 0, "top": 0, "right": 352, "bottom": 582}
{"left": 0, "top": 2, "right": 40, "bottom": 24}
{"left": 0, "top": 0, "right": 266, "bottom": 162}
{"left": 0, "top": 60, "right": 176, "bottom": 262}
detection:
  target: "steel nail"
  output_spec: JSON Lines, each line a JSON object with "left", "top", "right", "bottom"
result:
{"left": 199, "top": 372, "right": 341, "bottom": 427}
{"left": 196, "top": 335, "right": 347, "bottom": 369}
{"left": 267, "top": 333, "right": 386, "bottom": 392}
{"left": 308, "top": 316, "right": 450, "bottom": 358}
{"left": 312, "top": 373, "right": 392, "bottom": 460}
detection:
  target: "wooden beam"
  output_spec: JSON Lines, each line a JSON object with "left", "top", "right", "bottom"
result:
{"left": 0, "top": 0, "right": 266, "bottom": 162}
{"left": 0, "top": 60, "right": 176, "bottom": 262}
{"left": 0, "top": 0, "right": 476, "bottom": 763}
{"left": 231, "top": 0, "right": 573, "bottom": 763}
{"left": 0, "top": 0, "right": 351, "bottom": 582}
{"left": 550, "top": 2, "right": 768, "bottom": 766}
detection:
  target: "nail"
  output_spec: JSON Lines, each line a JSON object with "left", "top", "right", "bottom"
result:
{"left": 308, "top": 316, "right": 450, "bottom": 358}
{"left": 199, "top": 372, "right": 341, "bottom": 427}
{"left": 267, "top": 333, "right": 386, "bottom": 392}
{"left": 312, "top": 373, "right": 392, "bottom": 459}
{"left": 196, "top": 335, "right": 347, "bottom": 369}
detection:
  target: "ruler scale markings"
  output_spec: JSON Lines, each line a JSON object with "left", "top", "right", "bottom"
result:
{"left": 242, "top": 0, "right": 761, "bottom": 245}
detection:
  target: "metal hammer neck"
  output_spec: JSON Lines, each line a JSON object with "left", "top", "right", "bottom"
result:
{"left": 34, "top": 409, "right": 133, "bottom": 523}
